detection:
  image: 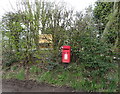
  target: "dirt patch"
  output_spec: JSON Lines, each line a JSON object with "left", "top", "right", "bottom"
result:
{"left": 2, "top": 79, "right": 77, "bottom": 92}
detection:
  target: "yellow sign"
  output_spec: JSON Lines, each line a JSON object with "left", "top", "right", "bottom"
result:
{"left": 39, "top": 34, "right": 53, "bottom": 48}
{"left": 39, "top": 34, "right": 53, "bottom": 43}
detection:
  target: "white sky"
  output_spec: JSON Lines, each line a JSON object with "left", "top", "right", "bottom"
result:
{"left": 0, "top": 0, "right": 97, "bottom": 19}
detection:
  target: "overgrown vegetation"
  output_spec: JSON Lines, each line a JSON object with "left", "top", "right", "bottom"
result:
{"left": 2, "top": 0, "right": 119, "bottom": 92}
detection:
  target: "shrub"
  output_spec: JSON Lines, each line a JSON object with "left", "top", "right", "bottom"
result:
{"left": 70, "top": 34, "right": 117, "bottom": 91}
{"left": 2, "top": 51, "right": 18, "bottom": 68}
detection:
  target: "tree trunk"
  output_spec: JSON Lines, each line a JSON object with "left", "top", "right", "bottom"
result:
{"left": 101, "top": 1, "right": 118, "bottom": 42}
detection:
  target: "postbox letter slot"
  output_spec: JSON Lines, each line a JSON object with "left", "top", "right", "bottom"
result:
{"left": 63, "top": 48, "right": 69, "bottom": 50}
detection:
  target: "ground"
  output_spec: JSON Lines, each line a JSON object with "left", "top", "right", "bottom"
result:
{"left": 2, "top": 79, "right": 77, "bottom": 92}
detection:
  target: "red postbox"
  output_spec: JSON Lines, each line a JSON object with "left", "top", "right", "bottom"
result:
{"left": 61, "top": 45, "right": 71, "bottom": 63}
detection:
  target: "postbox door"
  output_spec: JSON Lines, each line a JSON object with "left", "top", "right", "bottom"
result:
{"left": 62, "top": 50, "right": 70, "bottom": 63}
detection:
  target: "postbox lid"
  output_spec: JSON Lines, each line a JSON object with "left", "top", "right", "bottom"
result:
{"left": 62, "top": 45, "right": 71, "bottom": 49}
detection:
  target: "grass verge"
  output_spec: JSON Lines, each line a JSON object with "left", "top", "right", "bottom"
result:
{"left": 2, "top": 63, "right": 118, "bottom": 92}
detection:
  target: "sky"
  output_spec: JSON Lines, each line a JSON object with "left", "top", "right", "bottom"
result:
{"left": 0, "top": 0, "right": 97, "bottom": 19}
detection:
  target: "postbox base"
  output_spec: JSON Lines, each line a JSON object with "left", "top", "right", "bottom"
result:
{"left": 62, "top": 62, "right": 70, "bottom": 63}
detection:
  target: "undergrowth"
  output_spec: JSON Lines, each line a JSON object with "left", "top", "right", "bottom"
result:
{"left": 37, "top": 63, "right": 118, "bottom": 92}
{"left": 2, "top": 62, "right": 118, "bottom": 92}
